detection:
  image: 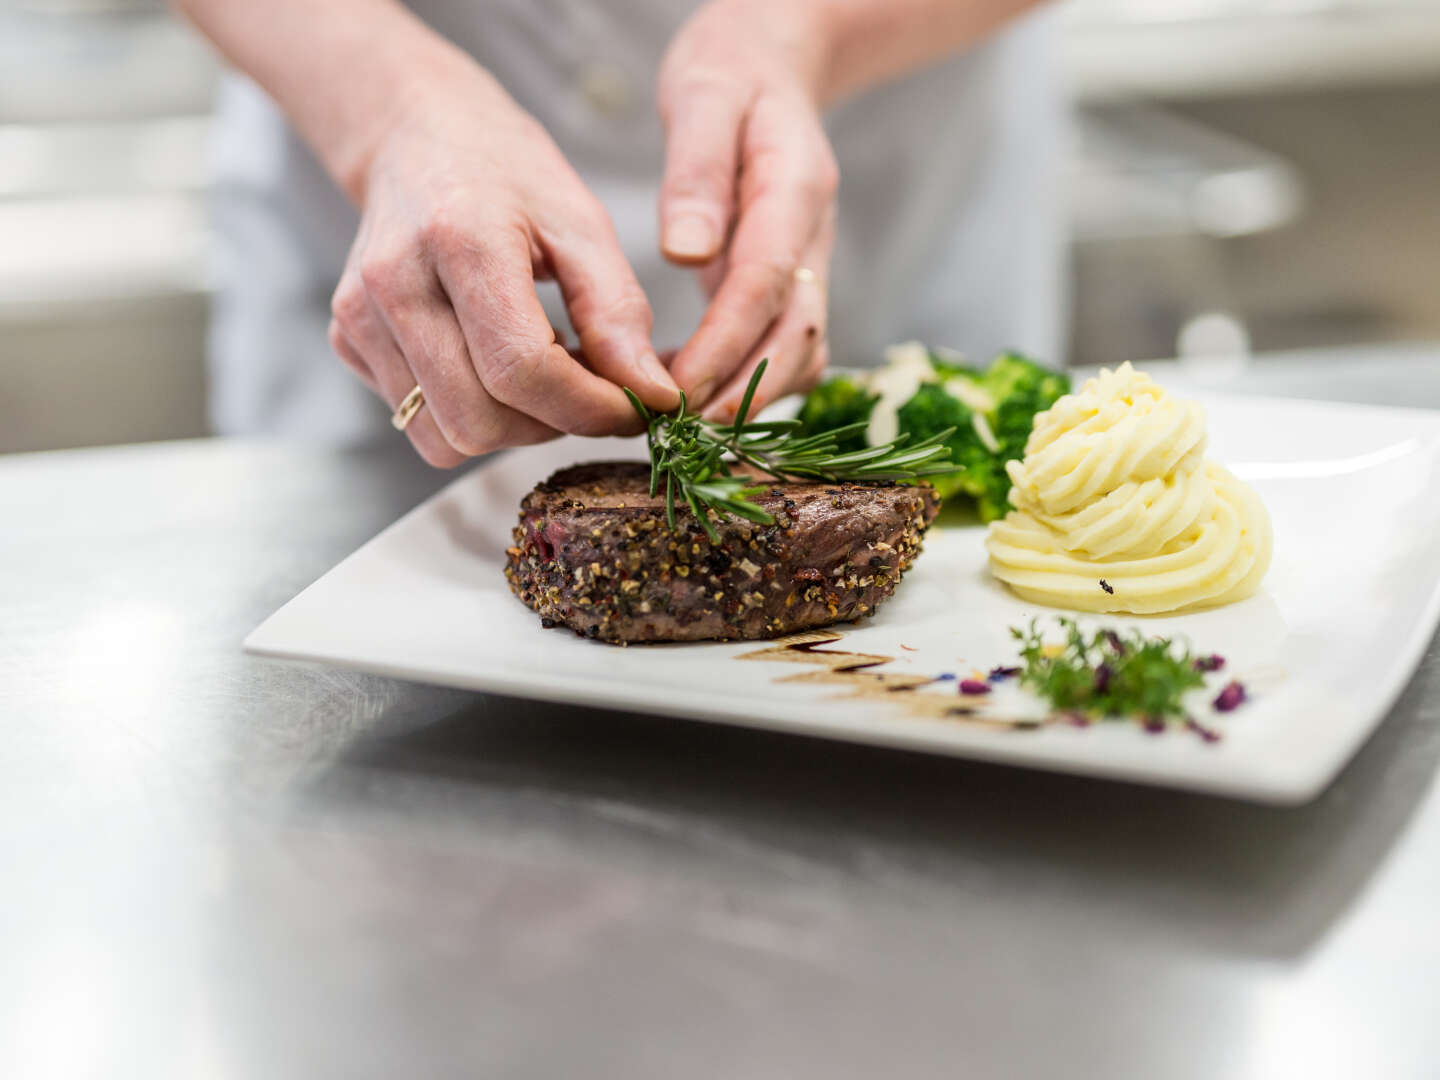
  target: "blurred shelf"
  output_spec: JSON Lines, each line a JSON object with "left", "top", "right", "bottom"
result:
{"left": 0, "top": 115, "right": 211, "bottom": 199}
{"left": 0, "top": 6, "right": 217, "bottom": 123}
{"left": 0, "top": 193, "right": 210, "bottom": 315}
{"left": 1064, "top": 0, "right": 1440, "bottom": 101}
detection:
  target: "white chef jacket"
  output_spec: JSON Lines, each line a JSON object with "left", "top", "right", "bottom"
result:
{"left": 208, "top": 0, "right": 1065, "bottom": 443}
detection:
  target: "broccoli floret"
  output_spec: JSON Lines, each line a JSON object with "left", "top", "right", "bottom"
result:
{"left": 927, "top": 351, "right": 976, "bottom": 380}
{"left": 794, "top": 348, "right": 1070, "bottom": 522}
{"left": 896, "top": 383, "right": 973, "bottom": 472}
{"left": 979, "top": 352, "right": 1070, "bottom": 457}
{"left": 794, "top": 376, "right": 877, "bottom": 453}
{"left": 895, "top": 385, "right": 1010, "bottom": 514}
{"left": 976, "top": 351, "right": 1061, "bottom": 401}
{"left": 896, "top": 354, "right": 1070, "bottom": 521}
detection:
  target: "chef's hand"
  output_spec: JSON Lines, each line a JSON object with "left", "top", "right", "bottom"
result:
{"left": 658, "top": 1, "right": 839, "bottom": 420}
{"left": 329, "top": 64, "right": 680, "bottom": 467}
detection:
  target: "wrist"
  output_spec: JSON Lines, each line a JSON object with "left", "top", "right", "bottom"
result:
{"left": 793, "top": 1, "right": 899, "bottom": 106}
{"left": 694, "top": 0, "right": 839, "bottom": 105}
{"left": 332, "top": 36, "right": 508, "bottom": 203}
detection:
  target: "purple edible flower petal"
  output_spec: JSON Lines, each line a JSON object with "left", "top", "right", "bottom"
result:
{"left": 959, "top": 679, "right": 992, "bottom": 696}
{"left": 1194, "top": 654, "right": 1226, "bottom": 674}
{"left": 988, "top": 665, "right": 1022, "bottom": 681}
{"left": 1142, "top": 716, "right": 1167, "bottom": 735}
{"left": 934, "top": 672, "right": 957, "bottom": 682}
{"left": 1094, "top": 663, "right": 1112, "bottom": 694}
{"left": 1213, "top": 681, "right": 1248, "bottom": 712}
{"left": 1185, "top": 717, "right": 1222, "bottom": 743}
{"left": 1103, "top": 630, "right": 1126, "bottom": 654}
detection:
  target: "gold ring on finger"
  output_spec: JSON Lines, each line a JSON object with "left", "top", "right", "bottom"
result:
{"left": 391, "top": 384, "right": 426, "bottom": 431}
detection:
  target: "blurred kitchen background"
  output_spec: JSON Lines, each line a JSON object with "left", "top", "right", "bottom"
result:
{"left": 4, "top": 0, "right": 1440, "bottom": 454}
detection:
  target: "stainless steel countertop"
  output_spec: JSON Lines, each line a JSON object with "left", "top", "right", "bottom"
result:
{"left": 4, "top": 348, "right": 1440, "bottom": 1079}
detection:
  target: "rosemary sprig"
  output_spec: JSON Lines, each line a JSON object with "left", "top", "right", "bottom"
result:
{"left": 624, "top": 359, "right": 954, "bottom": 541}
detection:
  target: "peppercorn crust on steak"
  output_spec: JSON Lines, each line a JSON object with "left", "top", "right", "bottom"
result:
{"left": 504, "top": 461, "right": 940, "bottom": 643}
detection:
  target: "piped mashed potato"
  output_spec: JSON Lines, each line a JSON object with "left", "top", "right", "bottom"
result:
{"left": 985, "top": 363, "right": 1272, "bottom": 614}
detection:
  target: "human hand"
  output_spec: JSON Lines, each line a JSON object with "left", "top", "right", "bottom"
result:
{"left": 658, "top": 1, "right": 840, "bottom": 421}
{"left": 328, "top": 61, "right": 680, "bottom": 466}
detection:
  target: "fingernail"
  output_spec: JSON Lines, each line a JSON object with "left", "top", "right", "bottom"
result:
{"left": 638, "top": 347, "right": 675, "bottom": 385}
{"left": 688, "top": 376, "right": 717, "bottom": 408}
{"left": 664, "top": 215, "right": 717, "bottom": 261}
{"left": 639, "top": 349, "right": 682, "bottom": 404}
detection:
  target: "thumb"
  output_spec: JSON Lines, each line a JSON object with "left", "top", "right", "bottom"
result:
{"left": 659, "top": 83, "right": 745, "bottom": 265}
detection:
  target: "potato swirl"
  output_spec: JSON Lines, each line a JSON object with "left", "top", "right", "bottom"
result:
{"left": 986, "top": 363, "right": 1272, "bottom": 614}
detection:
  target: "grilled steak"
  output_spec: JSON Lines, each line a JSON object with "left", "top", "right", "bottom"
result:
{"left": 504, "top": 461, "right": 939, "bottom": 643}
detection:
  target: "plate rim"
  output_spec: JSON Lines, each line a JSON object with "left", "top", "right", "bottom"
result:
{"left": 245, "top": 390, "right": 1440, "bottom": 806}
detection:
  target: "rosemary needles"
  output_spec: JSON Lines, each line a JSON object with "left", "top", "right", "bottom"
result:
{"left": 624, "top": 359, "right": 954, "bottom": 541}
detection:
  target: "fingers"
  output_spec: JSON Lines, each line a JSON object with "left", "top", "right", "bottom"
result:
{"left": 658, "top": 78, "right": 746, "bottom": 265}
{"left": 332, "top": 257, "right": 557, "bottom": 465}
{"left": 801, "top": 339, "right": 830, "bottom": 390}
{"left": 327, "top": 314, "right": 465, "bottom": 469}
{"left": 668, "top": 92, "right": 838, "bottom": 410}
{"left": 696, "top": 251, "right": 728, "bottom": 300}
{"left": 700, "top": 233, "right": 832, "bottom": 422}
{"left": 537, "top": 199, "right": 681, "bottom": 413}
{"left": 432, "top": 226, "right": 651, "bottom": 437}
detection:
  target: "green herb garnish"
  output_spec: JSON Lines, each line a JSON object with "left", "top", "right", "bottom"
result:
{"left": 624, "top": 359, "right": 955, "bottom": 542}
{"left": 1011, "top": 617, "right": 1206, "bottom": 728}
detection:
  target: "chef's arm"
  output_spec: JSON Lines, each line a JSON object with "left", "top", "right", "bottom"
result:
{"left": 172, "top": 0, "right": 680, "bottom": 463}
{"left": 171, "top": 0, "right": 474, "bottom": 202}
{"left": 661, "top": 0, "right": 1049, "bottom": 419}
{"left": 812, "top": 0, "right": 1048, "bottom": 105}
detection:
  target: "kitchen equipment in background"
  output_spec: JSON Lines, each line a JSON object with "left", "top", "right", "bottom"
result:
{"left": 1064, "top": 0, "right": 1440, "bottom": 101}
{"left": 0, "top": 0, "right": 216, "bottom": 453}
{"left": 1063, "top": 0, "right": 1440, "bottom": 367}
{"left": 1068, "top": 102, "right": 1304, "bottom": 367}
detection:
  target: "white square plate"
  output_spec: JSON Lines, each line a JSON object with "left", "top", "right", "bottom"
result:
{"left": 247, "top": 391, "right": 1440, "bottom": 804}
